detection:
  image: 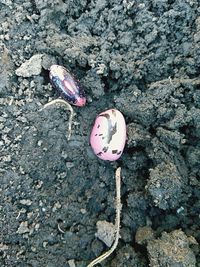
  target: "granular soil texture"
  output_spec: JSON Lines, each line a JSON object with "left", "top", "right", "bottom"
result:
{"left": 0, "top": 0, "right": 200, "bottom": 266}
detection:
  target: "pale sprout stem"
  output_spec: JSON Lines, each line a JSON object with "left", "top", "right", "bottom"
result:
{"left": 39, "top": 99, "right": 74, "bottom": 141}
{"left": 87, "top": 167, "right": 122, "bottom": 267}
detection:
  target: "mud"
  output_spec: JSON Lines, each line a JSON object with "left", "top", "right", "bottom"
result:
{"left": 0, "top": 0, "right": 200, "bottom": 266}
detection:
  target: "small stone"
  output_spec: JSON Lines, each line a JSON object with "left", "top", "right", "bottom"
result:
{"left": 15, "top": 54, "right": 43, "bottom": 77}
{"left": 52, "top": 202, "right": 61, "bottom": 212}
{"left": 0, "top": 243, "right": 8, "bottom": 250}
{"left": 68, "top": 259, "right": 76, "bottom": 267}
{"left": 43, "top": 241, "right": 48, "bottom": 248}
{"left": 19, "top": 199, "right": 32, "bottom": 206}
{"left": 35, "top": 223, "right": 40, "bottom": 231}
{"left": 80, "top": 209, "right": 86, "bottom": 214}
{"left": 95, "top": 220, "right": 116, "bottom": 247}
{"left": 31, "top": 246, "right": 36, "bottom": 252}
{"left": 37, "top": 140, "right": 43, "bottom": 146}
{"left": 17, "top": 221, "right": 30, "bottom": 234}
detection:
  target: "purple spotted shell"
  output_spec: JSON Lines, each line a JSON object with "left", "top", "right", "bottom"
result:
{"left": 90, "top": 109, "right": 126, "bottom": 161}
{"left": 49, "top": 65, "right": 86, "bottom": 106}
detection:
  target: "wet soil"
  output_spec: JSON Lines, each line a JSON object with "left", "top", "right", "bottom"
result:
{"left": 0, "top": 0, "right": 200, "bottom": 266}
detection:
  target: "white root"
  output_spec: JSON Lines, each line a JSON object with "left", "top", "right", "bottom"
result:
{"left": 39, "top": 99, "right": 74, "bottom": 141}
{"left": 87, "top": 167, "right": 122, "bottom": 267}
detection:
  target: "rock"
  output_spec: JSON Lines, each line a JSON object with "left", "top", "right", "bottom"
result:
{"left": 17, "top": 221, "right": 30, "bottom": 234}
{"left": 67, "top": 260, "right": 76, "bottom": 267}
{"left": 15, "top": 54, "right": 43, "bottom": 77}
{"left": 19, "top": 199, "right": 32, "bottom": 206}
{"left": 95, "top": 220, "right": 115, "bottom": 247}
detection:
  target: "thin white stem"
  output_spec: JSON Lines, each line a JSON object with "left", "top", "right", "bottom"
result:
{"left": 87, "top": 167, "right": 122, "bottom": 267}
{"left": 39, "top": 99, "right": 74, "bottom": 141}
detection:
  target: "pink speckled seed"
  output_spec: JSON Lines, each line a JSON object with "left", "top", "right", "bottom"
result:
{"left": 49, "top": 65, "right": 86, "bottom": 107}
{"left": 90, "top": 109, "right": 126, "bottom": 161}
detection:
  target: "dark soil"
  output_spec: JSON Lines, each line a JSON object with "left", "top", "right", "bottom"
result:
{"left": 0, "top": 0, "right": 200, "bottom": 266}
